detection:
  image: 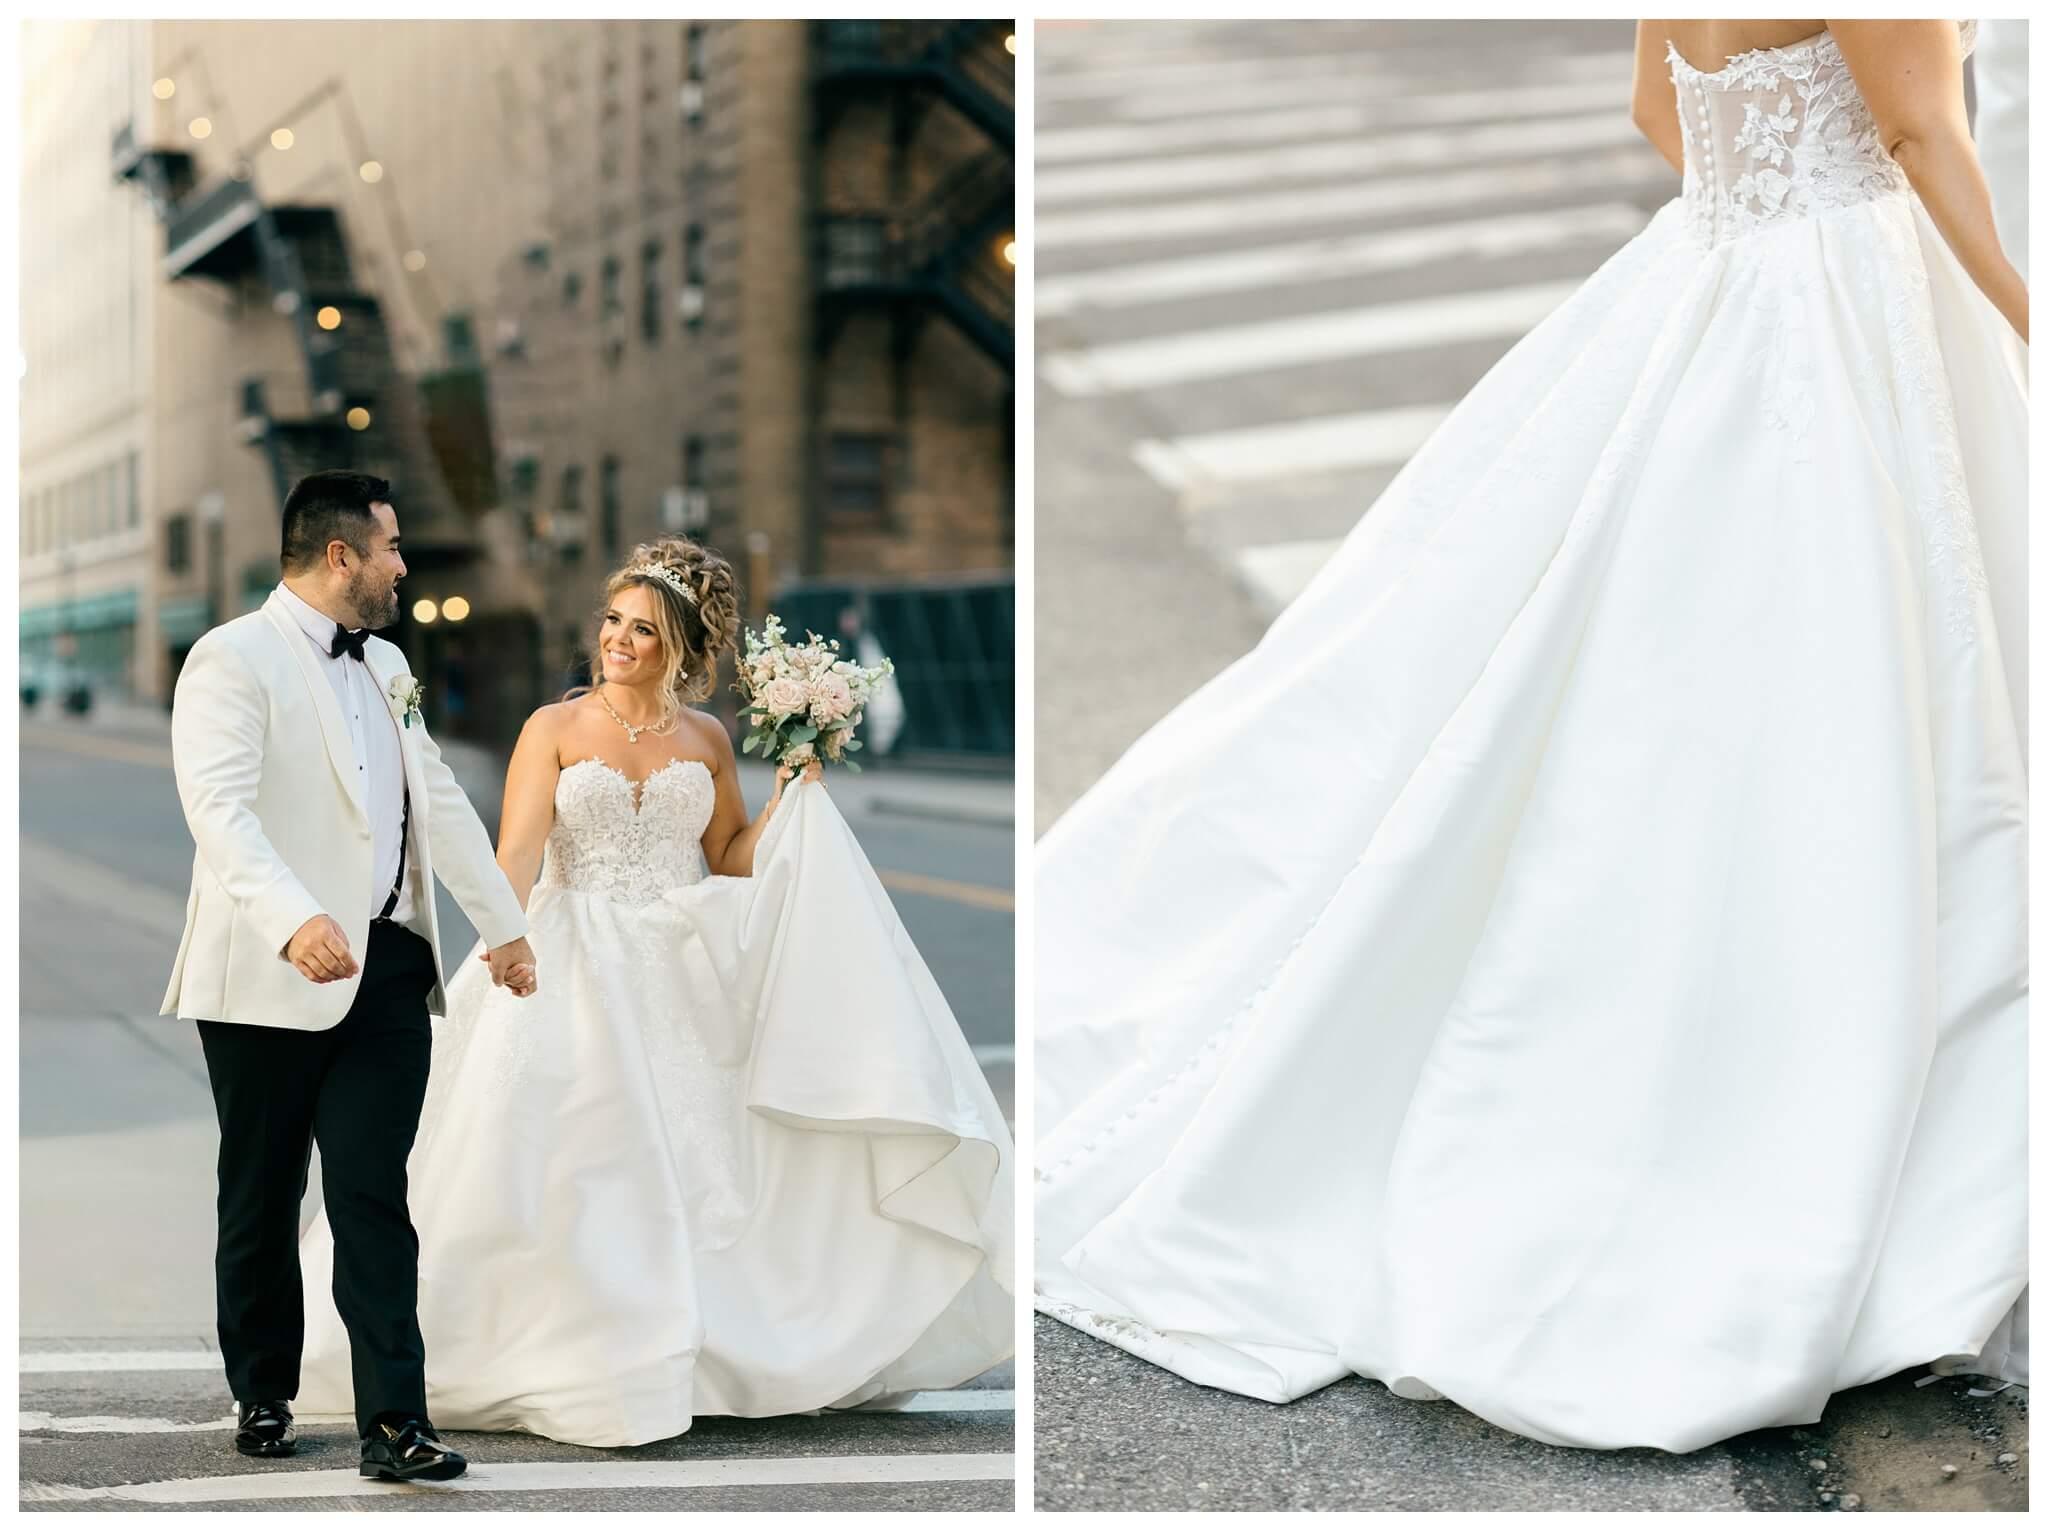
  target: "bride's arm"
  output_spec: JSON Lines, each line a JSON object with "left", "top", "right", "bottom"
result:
{"left": 493, "top": 707, "right": 564, "bottom": 911}
{"left": 698, "top": 719, "right": 821, "bottom": 877}
{"left": 1833, "top": 21, "right": 2029, "bottom": 343}
{"left": 1630, "top": 23, "right": 1684, "bottom": 175}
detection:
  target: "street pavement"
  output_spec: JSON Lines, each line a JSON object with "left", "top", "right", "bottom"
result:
{"left": 1030, "top": 18, "right": 2027, "bottom": 1513}
{"left": 20, "top": 700, "right": 1015, "bottom": 1511}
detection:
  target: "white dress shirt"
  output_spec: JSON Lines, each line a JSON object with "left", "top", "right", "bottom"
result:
{"left": 274, "top": 581, "right": 416, "bottom": 924}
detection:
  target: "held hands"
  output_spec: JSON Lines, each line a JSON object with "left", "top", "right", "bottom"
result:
{"left": 284, "top": 915, "right": 360, "bottom": 984}
{"left": 479, "top": 935, "right": 539, "bottom": 997}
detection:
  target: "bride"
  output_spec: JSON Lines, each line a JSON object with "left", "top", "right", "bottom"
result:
{"left": 1035, "top": 20, "right": 2026, "bottom": 1454}
{"left": 296, "top": 537, "right": 1014, "bottom": 1448}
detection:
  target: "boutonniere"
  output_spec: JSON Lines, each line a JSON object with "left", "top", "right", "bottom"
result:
{"left": 387, "top": 674, "right": 425, "bottom": 729}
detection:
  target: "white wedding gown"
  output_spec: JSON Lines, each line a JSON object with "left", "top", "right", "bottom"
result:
{"left": 296, "top": 760, "right": 1014, "bottom": 1447}
{"left": 1036, "top": 24, "right": 2027, "bottom": 1454}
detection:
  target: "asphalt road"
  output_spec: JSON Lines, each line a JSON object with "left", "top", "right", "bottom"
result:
{"left": 19, "top": 704, "right": 1015, "bottom": 1512}
{"left": 1030, "top": 17, "right": 2027, "bottom": 1513}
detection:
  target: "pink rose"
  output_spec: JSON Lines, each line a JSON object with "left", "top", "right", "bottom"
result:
{"left": 809, "top": 674, "right": 854, "bottom": 726}
{"left": 763, "top": 676, "right": 808, "bottom": 719}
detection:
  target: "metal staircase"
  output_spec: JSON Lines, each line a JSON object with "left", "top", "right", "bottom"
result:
{"left": 112, "top": 123, "right": 474, "bottom": 566}
{"left": 810, "top": 20, "right": 1015, "bottom": 372}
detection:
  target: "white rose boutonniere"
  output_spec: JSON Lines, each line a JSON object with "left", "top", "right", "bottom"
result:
{"left": 388, "top": 674, "right": 425, "bottom": 729}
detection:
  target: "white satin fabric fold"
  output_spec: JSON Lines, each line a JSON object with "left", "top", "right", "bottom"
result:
{"left": 1035, "top": 192, "right": 2028, "bottom": 1453}
{"left": 298, "top": 778, "right": 1013, "bottom": 1447}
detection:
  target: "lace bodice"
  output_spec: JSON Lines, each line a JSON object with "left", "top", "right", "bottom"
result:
{"left": 1669, "top": 23, "right": 1977, "bottom": 248}
{"left": 535, "top": 757, "right": 714, "bottom": 906}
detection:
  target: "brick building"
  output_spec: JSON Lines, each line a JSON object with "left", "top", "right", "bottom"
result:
{"left": 23, "top": 19, "right": 1014, "bottom": 758}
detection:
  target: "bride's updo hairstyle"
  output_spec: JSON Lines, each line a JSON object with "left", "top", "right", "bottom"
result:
{"left": 586, "top": 537, "right": 740, "bottom": 721}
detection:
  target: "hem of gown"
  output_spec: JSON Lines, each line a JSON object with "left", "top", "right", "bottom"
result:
{"left": 1033, "top": 1286, "right": 2030, "bottom": 1454}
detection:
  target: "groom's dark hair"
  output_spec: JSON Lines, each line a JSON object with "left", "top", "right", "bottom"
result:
{"left": 280, "top": 470, "right": 392, "bottom": 574}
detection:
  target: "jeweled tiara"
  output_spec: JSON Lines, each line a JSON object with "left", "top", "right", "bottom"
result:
{"left": 627, "top": 561, "right": 697, "bottom": 604}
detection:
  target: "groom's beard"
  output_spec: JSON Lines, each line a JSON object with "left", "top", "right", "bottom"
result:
{"left": 349, "top": 567, "right": 401, "bottom": 630}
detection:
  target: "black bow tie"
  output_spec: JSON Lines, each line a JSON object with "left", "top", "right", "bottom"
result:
{"left": 329, "top": 625, "right": 369, "bottom": 661}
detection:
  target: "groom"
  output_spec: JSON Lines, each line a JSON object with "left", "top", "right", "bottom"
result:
{"left": 162, "top": 470, "right": 537, "bottom": 1481}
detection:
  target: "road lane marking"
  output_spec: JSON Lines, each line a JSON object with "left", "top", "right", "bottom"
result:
{"left": 878, "top": 870, "right": 1015, "bottom": 913}
{"left": 20, "top": 726, "right": 174, "bottom": 768}
{"left": 1037, "top": 113, "right": 1639, "bottom": 204}
{"left": 20, "top": 1411, "right": 237, "bottom": 1434}
{"left": 1038, "top": 150, "right": 1670, "bottom": 251}
{"left": 1043, "top": 281, "right": 1576, "bottom": 396}
{"left": 1039, "top": 205, "right": 1646, "bottom": 316}
{"left": 1039, "top": 46, "right": 1633, "bottom": 103}
{"left": 1133, "top": 404, "right": 1450, "bottom": 493}
{"left": 18, "top": 1390, "right": 1015, "bottom": 1433}
{"left": 1038, "top": 82, "right": 1642, "bottom": 162}
{"left": 1237, "top": 539, "right": 1347, "bottom": 612}
{"left": 19, "top": 1452, "right": 1016, "bottom": 1503}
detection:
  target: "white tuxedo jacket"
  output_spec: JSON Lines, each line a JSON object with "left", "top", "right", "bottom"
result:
{"left": 161, "top": 590, "right": 528, "bottom": 1030}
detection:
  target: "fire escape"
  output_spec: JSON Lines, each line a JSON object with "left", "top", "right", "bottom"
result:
{"left": 110, "top": 120, "right": 480, "bottom": 591}
{"left": 810, "top": 20, "right": 1015, "bottom": 371}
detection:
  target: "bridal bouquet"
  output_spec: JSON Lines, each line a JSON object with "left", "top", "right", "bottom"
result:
{"left": 735, "top": 614, "right": 895, "bottom": 776}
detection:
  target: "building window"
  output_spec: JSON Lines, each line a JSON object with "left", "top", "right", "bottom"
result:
{"left": 681, "top": 224, "right": 706, "bottom": 329}
{"left": 563, "top": 269, "right": 583, "bottom": 308}
{"left": 523, "top": 242, "right": 551, "bottom": 273}
{"left": 560, "top": 463, "right": 585, "bottom": 512}
{"left": 684, "top": 24, "right": 706, "bottom": 82}
{"left": 166, "top": 512, "right": 192, "bottom": 573}
{"left": 821, "top": 217, "right": 888, "bottom": 288}
{"left": 600, "top": 455, "right": 621, "bottom": 554}
{"left": 600, "top": 256, "right": 621, "bottom": 317}
{"left": 640, "top": 239, "right": 663, "bottom": 343}
{"left": 824, "top": 434, "right": 891, "bottom": 527}
{"left": 126, "top": 450, "right": 140, "bottom": 527}
{"left": 509, "top": 455, "right": 539, "bottom": 506}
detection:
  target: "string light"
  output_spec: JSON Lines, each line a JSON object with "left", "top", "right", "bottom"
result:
{"left": 317, "top": 306, "right": 342, "bottom": 330}
{"left": 346, "top": 406, "right": 372, "bottom": 430}
{"left": 271, "top": 128, "right": 294, "bottom": 150}
{"left": 443, "top": 596, "right": 471, "bottom": 623}
{"left": 413, "top": 598, "right": 439, "bottom": 624}
{"left": 403, "top": 250, "right": 427, "bottom": 272}
{"left": 152, "top": 78, "right": 175, "bottom": 100}
{"left": 188, "top": 117, "right": 212, "bottom": 140}
{"left": 1000, "top": 237, "right": 1017, "bottom": 266}
{"left": 359, "top": 160, "right": 384, "bottom": 183}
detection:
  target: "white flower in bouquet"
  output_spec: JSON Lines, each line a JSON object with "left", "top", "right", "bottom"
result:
{"left": 735, "top": 614, "right": 893, "bottom": 777}
{"left": 809, "top": 673, "right": 855, "bottom": 727}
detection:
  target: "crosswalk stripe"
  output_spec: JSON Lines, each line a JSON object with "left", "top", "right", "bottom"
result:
{"left": 1039, "top": 45, "right": 1633, "bottom": 102}
{"left": 19, "top": 1452, "right": 1016, "bottom": 1504}
{"left": 1105, "top": 53, "right": 1636, "bottom": 120}
{"left": 1037, "top": 112, "right": 1639, "bottom": 204}
{"left": 1133, "top": 405, "right": 1448, "bottom": 493}
{"left": 1235, "top": 539, "right": 1347, "bottom": 612}
{"left": 1039, "top": 150, "right": 1671, "bottom": 251}
{"left": 1038, "top": 81, "right": 1635, "bottom": 163}
{"left": 1039, "top": 205, "right": 1645, "bottom": 316}
{"left": 18, "top": 1390, "right": 1015, "bottom": 1431}
{"left": 1044, "top": 281, "right": 1574, "bottom": 397}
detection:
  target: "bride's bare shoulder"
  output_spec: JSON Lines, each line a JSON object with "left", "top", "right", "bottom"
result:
{"left": 674, "top": 706, "right": 734, "bottom": 766}
{"left": 517, "top": 696, "right": 590, "bottom": 748}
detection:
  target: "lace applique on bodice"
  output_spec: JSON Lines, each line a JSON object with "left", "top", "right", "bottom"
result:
{"left": 535, "top": 757, "right": 714, "bottom": 906}
{"left": 1668, "top": 23, "right": 1977, "bottom": 248}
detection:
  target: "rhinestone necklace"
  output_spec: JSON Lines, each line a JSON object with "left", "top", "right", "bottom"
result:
{"left": 597, "top": 683, "right": 669, "bottom": 743}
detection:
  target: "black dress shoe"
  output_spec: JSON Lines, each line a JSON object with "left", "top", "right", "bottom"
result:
{"left": 360, "top": 1416, "right": 467, "bottom": 1481}
{"left": 234, "top": 1400, "right": 296, "bottom": 1457}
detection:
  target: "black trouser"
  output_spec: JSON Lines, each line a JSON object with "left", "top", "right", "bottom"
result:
{"left": 196, "top": 920, "right": 438, "bottom": 1437}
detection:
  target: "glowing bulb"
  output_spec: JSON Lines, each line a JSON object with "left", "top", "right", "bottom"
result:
{"left": 316, "top": 306, "right": 342, "bottom": 330}
{"left": 359, "top": 160, "right": 384, "bottom": 183}
{"left": 346, "top": 406, "right": 372, "bottom": 431}
{"left": 402, "top": 249, "right": 427, "bottom": 272}
{"left": 271, "top": 128, "right": 294, "bottom": 150}
{"left": 1000, "top": 238, "right": 1017, "bottom": 266}
{"left": 413, "top": 599, "right": 439, "bottom": 625}
{"left": 189, "top": 117, "right": 212, "bottom": 140}
{"left": 443, "top": 596, "right": 471, "bottom": 623}
{"left": 1005, "top": 33, "right": 1016, "bottom": 54}
{"left": 153, "top": 78, "right": 176, "bottom": 100}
